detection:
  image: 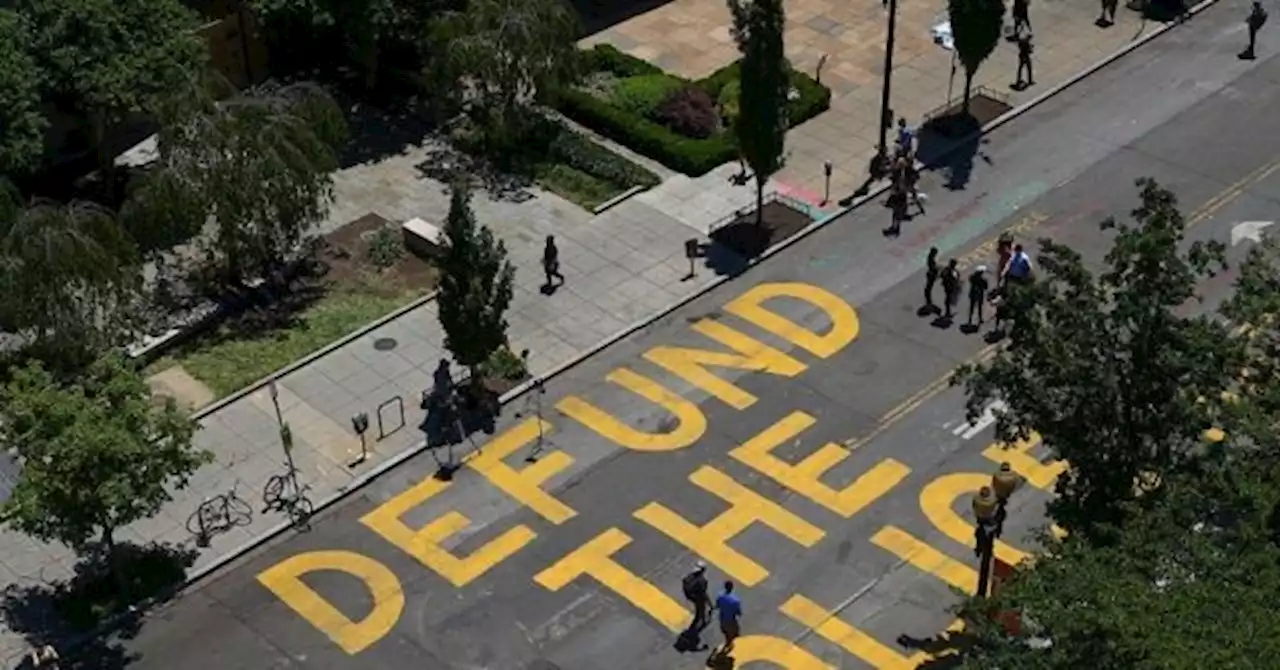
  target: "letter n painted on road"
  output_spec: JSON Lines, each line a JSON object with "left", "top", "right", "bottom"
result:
{"left": 723, "top": 282, "right": 859, "bottom": 359}
{"left": 468, "top": 417, "right": 576, "bottom": 524}
{"left": 360, "top": 476, "right": 535, "bottom": 587}
{"left": 643, "top": 319, "right": 807, "bottom": 410}
{"left": 634, "top": 465, "right": 824, "bottom": 586}
{"left": 534, "top": 528, "right": 688, "bottom": 632}
{"left": 257, "top": 550, "right": 404, "bottom": 655}
{"left": 557, "top": 368, "right": 706, "bottom": 451}
{"left": 730, "top": 411, "right": 910, "bottom": 517}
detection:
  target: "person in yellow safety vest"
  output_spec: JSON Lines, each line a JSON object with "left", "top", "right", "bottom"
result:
{"left": 972, "top": 486, "right": 1000, "bottom": 557}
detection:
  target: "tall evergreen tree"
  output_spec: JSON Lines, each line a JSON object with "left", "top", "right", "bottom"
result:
{"left": 949, "top": 0, "right": 1005, "bottom": 111}
{"left": 728, "top": 0, "right": 789, "bottom": 226}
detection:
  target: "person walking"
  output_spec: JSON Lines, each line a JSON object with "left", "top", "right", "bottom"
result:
{"left": 895, "top": 117, "right": 915, "bottom": 157}
{"left": 542, "top": 235, "right": 564, "bottom": 290}
{"left": 1012, "top": 0, "right": 1032, "bottom": 35}
{"left": 1002, "top": 243, "right": 1033, "bottom": 285}
{"left": 887, "top": 183, "right": 908, "bottom": 237}
{"left": 1243, "top": 1, "right": 1268, "bottom": 59}
{"left": 924, "top": 247, "right": 940, "bottom": 313}
{"left": 941, "top": 258, "right": 961, "bottom": 321}
{"left": 967, "top": 265, "right": 990, "bottom": 327}
{"left": 715, "top": 581, "right": 743, "bottom": 655}
{"left": 1097, "top": 0, "right": 1119, "bottom": 27}
{"left": 682, "top": 562, "right": 712, "bottom": 633}
{"left": 1015, "top": 33, "right": 1035, "bottom": 89}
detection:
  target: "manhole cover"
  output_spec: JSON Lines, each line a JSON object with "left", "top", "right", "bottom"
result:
{"left": 373, "top": 337, "right": 398, "bottom": 351}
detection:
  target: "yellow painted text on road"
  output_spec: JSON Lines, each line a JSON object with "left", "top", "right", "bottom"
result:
{"left": 644, "top": 318, "right": 807, "bottom": 410}
{"left": 732, "top": 635, "right": 835, "bottom": 669}
{"left": 723, "top": 282, "right": 860, "bottom": 359}
{"left": 468, "top": 417, "right": 576, "bottom": 524}
{"left": 731, "top": 411, "right": 911, "bottom": 517}
{"left": 557, "top": 368, "right": 706, "bottom": 452}
{"left": 257, "top": 550, "right": 403, "bottom": 655}
{"left": 782, "top": 594, "right": 964, "bottom": 669}
{"left": 921, "top": 473, "right": 1030, "bottom": 566}
{"left": 871, "top": 526, "right": 977, "bottom": 592}
{"left": 981, "top": 433, "right": 1066, "bottom": 491}
{"left": 534, "top": 528, "right": 688, "bottom": 632}
{"left": 359, "top": 475, "right": 535, "bottom": 587}
{"left": 634, "top": 466, "right": 825, "bottom": 586}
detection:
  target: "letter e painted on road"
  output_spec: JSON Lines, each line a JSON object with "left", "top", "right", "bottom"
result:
{"left": 360, "top": 476, "right": 536, "bottom": 587}
{"left": 257, "top": 550, "right": 404, "bottom": 655}
{"left": 723, "top": 282, "right": 859, "bottom": 359}
{"left": 981, "top": 432, "right": 1066, "bottom": 491}
{"left": 782, "top": 594, "right": 963, "bottom": 669}
{"left": 468, "top": 417, "right": 576, "bottom": 524}
{"left": 730, "top": 412, "right": 910, "bottom": 518}
{"left": 534, "top": 528, "right": 688, "bottom": 632}
{"left": 634, "top": 466, "right": 824, "bottom": 586}
{"left": 644, "top": 319, "right": 807, "bottom": 410}
{"left": 557, "top": 368, "right": 707, "bottom": 452}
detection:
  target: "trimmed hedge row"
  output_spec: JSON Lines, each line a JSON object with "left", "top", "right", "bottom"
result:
{"left": 558, "top": 45, "right": 833, "bottom": 177}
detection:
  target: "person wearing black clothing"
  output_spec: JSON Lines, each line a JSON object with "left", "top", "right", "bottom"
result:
{"left": 923, "top": 247, "right": 940, "bottom": 312}
{"left": 1015, "top": 34, "right": 1035, "bottom": 89}
{"left": 968, "top": 266, "right": 989, "bottom": 326}
{"left": 1243, "top": 1, "right": 1268, "bottom": 59}
{"left": 1012, "top": 0, "right": 1031, "bottom": 34}
{"left": 682, "top": 562, "right": 712, "bottom": 632}
{"left": 887, "top": 185, "right": 908, "bottom": 237}
{"left": 542, "top": 235, "right": 564, "bottom": 289}
{"left": 941, "top": 259, "right": 961, "bottom": 320}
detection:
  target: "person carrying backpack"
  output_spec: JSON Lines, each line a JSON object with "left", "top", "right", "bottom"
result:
{"left": 682, "top": 562, "right": 712, "bottom": 632}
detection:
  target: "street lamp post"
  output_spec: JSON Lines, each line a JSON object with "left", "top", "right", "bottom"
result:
{"left": 972, "top": 486, "right": 1000, "bottom": 597}
{"left": 267, "top": 380, "right": 297, "bottom": 487}
{"left": 873, "top": 0, "right": 900, "bottom": 178}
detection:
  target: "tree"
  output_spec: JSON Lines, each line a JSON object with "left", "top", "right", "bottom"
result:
{"left": 440, "top": 0, "right": 579, "bottom": 144}
{"left": 0, "top": 356, "right": 211, "bottom": 572}
{"left": 953, "top": 179, "right": 1242, "bottom": 542}
{"left": 0, "top": 197, "right": 145, "bottom": 368}
{"left": 18, "top": 0, "right": 207, "bottom": 181}
{"left": 727, "top": 0, "right": 789, "bottom": 226}
{"left": 436, "top": 181, "right": 515, "bottom": 383}
{"left": 949, "top": 0, "right": 1005, "bottom": 112}
{"left": 0, "top": 10, "right": 47, "bottom": 175}
{"left": 152, "top": 82, "right": 347, "bottom": 286}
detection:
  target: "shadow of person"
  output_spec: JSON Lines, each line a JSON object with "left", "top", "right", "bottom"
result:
{"left": 960, "top": 323, "right": 981, "bottom": 334}
{"left": 932, "top": 315, "right": 956, "bottom": 329}
{"left": 706, "top": 649, "right": 737, "bottom": 669}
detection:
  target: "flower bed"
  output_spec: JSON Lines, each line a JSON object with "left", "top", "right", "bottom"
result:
{"left": 556, "top": 45, "right": 832, "bottom": 177}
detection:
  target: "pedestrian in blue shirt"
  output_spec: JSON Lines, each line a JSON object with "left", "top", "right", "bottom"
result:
{"left": 714, "top": 581, "right": 742, "bottom": 654}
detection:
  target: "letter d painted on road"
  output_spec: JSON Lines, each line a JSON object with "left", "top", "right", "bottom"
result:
{"left": 257, "top": 550, "right": 404, "bottom": 655}
{"left": 724, "top": 282, "right": 859, "bottom": 359}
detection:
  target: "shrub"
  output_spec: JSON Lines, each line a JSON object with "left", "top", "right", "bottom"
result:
{"left": 611, "top": 74, "right": 684, "bottom": 116}
{"left": 548, "top": 125, "right": 661, "bottom": 188}
{"left": 653, "top": 87, "right": 720, "bottom": 139}
{"left": 484, "top": 346, "right": 529, "bottom": 381}
{"left": 579, "top": 44, "right": 664, "bottom": 77}
{"left": 367, "top": 225, "right": 404, "bottom": 269}
{"left": 718, "top": 79, "right": 741, "bottom": 127}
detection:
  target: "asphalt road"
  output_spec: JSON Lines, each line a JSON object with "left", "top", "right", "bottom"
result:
{"left": 100, "top": 6, "right": 1280, "bottom": 669}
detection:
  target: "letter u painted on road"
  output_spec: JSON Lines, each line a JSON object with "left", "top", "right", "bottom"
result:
{"left": 643, "top": 319, "right": 807, "bottom": 410}
{"left": 556, "top": 368, "right": 707, "bottom": 451}
{"left": 723, "top": 282, "right": 860, "bottom": 359}
{"left": 257, "top": 550, "right": 404, "bottom": 655}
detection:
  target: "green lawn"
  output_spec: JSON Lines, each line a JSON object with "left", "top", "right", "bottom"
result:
{"left": 536, "top": 162, "right": 630, "bottom": 211}
{"left": 147, "top": 288, "right": 420, "bottom": 400}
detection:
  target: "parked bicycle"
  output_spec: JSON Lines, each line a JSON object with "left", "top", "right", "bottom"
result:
{"left": 262, "top": 464, "right": 314, "bottom": 529}
{"left": 186, "top": 483, "right": 253, "bottom": 547}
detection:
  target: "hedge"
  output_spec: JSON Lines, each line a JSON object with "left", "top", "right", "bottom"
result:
{"left": 557, "top": 45, "right": 833, "bottom": 177}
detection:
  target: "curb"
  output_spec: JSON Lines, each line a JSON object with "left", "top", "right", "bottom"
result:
{"left": 45, "top": 3, "right": 1218, "bottom": 659}
{"left": 187, "top": 290, "right": 440, "bottom": 422}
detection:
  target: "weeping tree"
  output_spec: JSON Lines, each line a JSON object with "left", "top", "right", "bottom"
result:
{"left": 0, "top": 197, "right": 145, "bottom": 368}
{"left": 728, "top": 0, "right": 789, "bottom": 226}
{"left": 0, "top": 9, "right": 48, "bottom": 176}
{"left": 149, "top": 82, "right": 348, "bottom": 288}
{"left": 949, "top": 0, "right": 1005, "bottom": 112}
{"left": 438, "top": 0, "right": 579, "bottom": 146}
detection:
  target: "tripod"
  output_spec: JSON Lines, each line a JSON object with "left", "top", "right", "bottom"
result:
{"left": 518, "top": 377, "right": 550, "bottom": 462}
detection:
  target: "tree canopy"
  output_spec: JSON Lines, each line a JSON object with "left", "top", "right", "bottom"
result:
{"left": 436, "top": 181, "right": 515, "bottom": 378}
{"left": 0, "top": 9, "right": 47, "bottom": 175}
{"left": 0, "top": 355, "right": 210, "bottom": 556}
{"left": 950, "top": 179, "right": 1280, "bottom": 665}
{"left": 728, "top": 0, "right": 789, "bottom": 225}
{"left": 949, "top": 0, "right": 1005, "bottom": 110}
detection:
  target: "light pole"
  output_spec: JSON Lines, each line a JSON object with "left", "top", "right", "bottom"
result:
{"left": 972, "top": 486, "right": 999, "bottom": 597}
{"left": 873, "top": 0, "right": 900, "bottom": 179}
{"left": 267, "top": 380, "right": 298, "bottom": 487}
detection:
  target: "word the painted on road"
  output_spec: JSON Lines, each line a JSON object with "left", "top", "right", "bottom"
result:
{"left": 254, "top": 278, "right": 1068, "bottom": 668}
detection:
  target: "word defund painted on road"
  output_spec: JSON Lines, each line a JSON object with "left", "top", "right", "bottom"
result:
{"left": 254, "top": 280, "right": 1067, "bottom": 668}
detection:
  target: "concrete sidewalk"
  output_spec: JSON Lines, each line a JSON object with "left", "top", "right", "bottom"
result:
{"left": 0, "top": 0, "right": 1223, "bottom": 661}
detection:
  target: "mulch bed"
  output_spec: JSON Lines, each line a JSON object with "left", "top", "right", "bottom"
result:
{"left": 709, "top": 200, "right": 813, "bottom": 259}
{"left": 318, "top": 212, "right": 438, "bottom": 296}
{"left": 922, "top": 92, "right": 1014, "bottom": 138}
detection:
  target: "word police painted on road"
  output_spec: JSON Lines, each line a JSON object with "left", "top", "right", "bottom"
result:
{"left": 255, "top": 280, "right": 1067, "bottom": 667}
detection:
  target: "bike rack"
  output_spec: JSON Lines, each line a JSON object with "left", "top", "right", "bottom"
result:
{"left": 377, "top": 394, "right": 405, "bottom": 440}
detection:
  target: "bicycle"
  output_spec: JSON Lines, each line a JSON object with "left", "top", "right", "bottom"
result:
{"left": 280, "top": 483, "right": 315, "bottom": 530}
{"left": 262, "top": 467, "right": 314, "bottom": 530}
{"left": 187, "top": 483, "right": 254, "bottom": 546}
